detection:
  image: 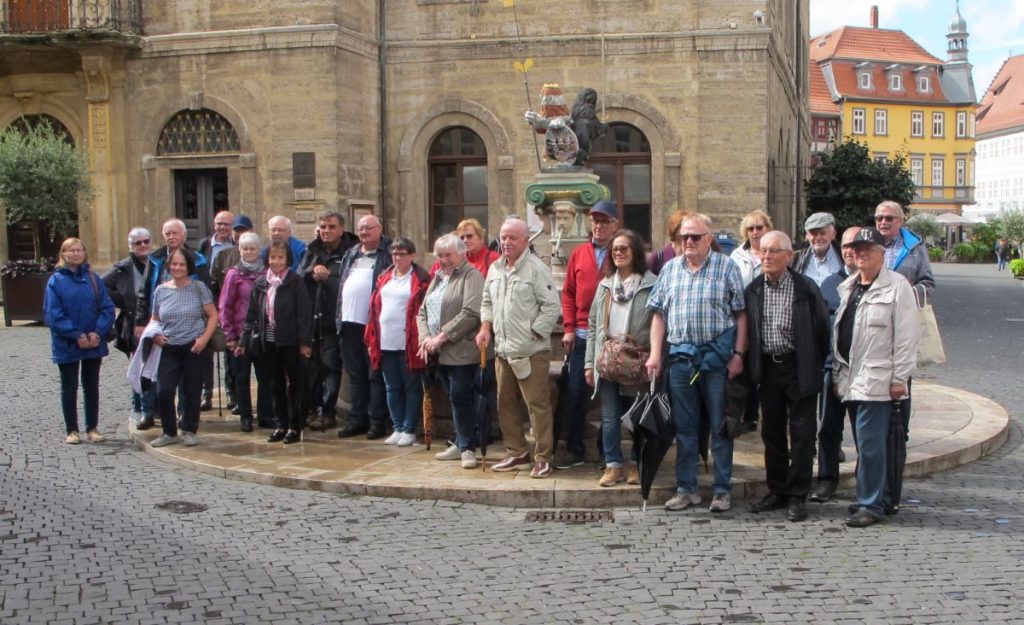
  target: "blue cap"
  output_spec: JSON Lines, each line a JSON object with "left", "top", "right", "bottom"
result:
{"left": 232, "top": 215, "right": 254, "bottom": 231}
{"left": 590, "top": 200, "right": 619, "bottom": 220}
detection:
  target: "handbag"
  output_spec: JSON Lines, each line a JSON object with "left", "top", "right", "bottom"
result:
{"left": 87, "top": 272, "right": 117, "bottom": 343}
{"left": 595, "top": 293, "right": 650, "bottom": 387}
{"left": 915, "top": 288, "right": 946, "bottom": 368}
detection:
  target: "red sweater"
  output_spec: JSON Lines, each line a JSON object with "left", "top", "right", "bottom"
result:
{"left": 562, "top": 241, "right": 603, "bottom": 334}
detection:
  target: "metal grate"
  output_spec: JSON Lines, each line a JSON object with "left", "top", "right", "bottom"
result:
{"left": 156, "top": 109, "right": 240, "bottom": 156}
{"left": 155, "top": 501, "right": 208, "bottom": 514}
{"left": 525, "top": 510, "right": 614, "bottom": 523}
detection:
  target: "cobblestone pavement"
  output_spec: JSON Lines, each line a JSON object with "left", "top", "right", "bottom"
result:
{"left": 2, "top": 262, "right": 1022, "bottom": 624}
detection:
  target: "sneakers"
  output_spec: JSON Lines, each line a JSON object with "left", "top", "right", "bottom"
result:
{"left": 435, "top": 445, "right": 462, "bottom": 461}
{"left": 396, "top": 432, "right": 417, "bottom": 447}
{"left": 85, "top": 429, "right": 105, "bottom": 443}
{"left": 384, "top": 431, "right": 402, "bottom": 445}
{"left": 181, "top": 432, "right": 198, "bottom": 447}
{"left": 136, "top": 415, "right": 155, "bottom": 430}
{"left": 461, "top": 450, "right": 478, "bottom": 469}
{"left": 664, "top": 492, "right": 701, "bottom": 511}
{"left": 599, "top": 467, "right": 625, "bottom": 487}
{"left": 552, "top": 450, "right": 584, "bottom": 470}
{"left": 626, "top": 464, "right": 640, "bottom": 485}
{"left": 65, "top": 431, "right": 81, "bottom": 445}
{"left": 530, "top": 460, "right": 552, "bottom": 478}
{"left": 150, "top": 434, "right": 179, "bottom": 448}
{"left": 709, "top": 493, "right": 731, "bottom": 513}
{"left": 492, "top": 452, "right": 531, "bottom": 472}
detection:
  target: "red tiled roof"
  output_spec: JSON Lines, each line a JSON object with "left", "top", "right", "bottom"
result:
{"left": 811, "top": 27, "right": 942, "bottom": 65}
{"left": 828, "top": 60, "right": 948, "bottom": 104}
{"left": 977, "top": 54, "right": 1024, "bottom": 135}
{"left": 810, "top": 62, "right": 840, "bottom": 115}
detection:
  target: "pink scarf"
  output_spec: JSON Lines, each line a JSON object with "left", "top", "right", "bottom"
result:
{"left": 265, "top": 268, "right": 287, "bottom": 329}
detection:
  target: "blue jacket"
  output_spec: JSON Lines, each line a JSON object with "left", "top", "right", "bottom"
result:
{"left": 890, "top": 227, "right": 935, "bottom": 299}
{"left": 44, "top": 264, "right": 116, "bottom": 364}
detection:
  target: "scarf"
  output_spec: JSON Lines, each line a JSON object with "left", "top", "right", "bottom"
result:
{"left": 265, "top": 268, "right": 287, "bottom": 329}
{"left": 611, "top": 272, "right": 640, "bottom": 303}
{"left": 239, "top": 258, "right": 265, "bottom": 274}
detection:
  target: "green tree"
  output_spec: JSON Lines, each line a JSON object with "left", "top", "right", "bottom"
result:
{"left": 804, "top": 138, "right": 916, "bottom": 231}
{"left": 1000, "top": 210, "right": 1024, "bottom": 256}
{"left": 906, "top": 212, "right": 942, "bottom": 241}
{"left": 0, "top": 120, "right": 92, "bottom": 259}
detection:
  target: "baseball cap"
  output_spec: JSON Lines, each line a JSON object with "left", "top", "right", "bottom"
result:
{"left": 848, "top": 227, "right": 885, "bottom": 246}
{"left": 232, "top": 215, "right": 254, "bottom": 231}
{"left": 589, "top": 200, "right": 619, "bottom": 221}
{"left": 804, "top": 212, "right": 835, "bottom": 231}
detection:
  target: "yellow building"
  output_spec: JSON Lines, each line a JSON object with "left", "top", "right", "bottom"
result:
{"left": 810, "top": 5, "right": 977, "bottom": 214}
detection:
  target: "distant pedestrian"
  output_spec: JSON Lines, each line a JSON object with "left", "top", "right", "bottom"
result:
{"left": 995, "top": 239, "right": 1010, "bottom": 272}
{"left": 45, "top": 238, "right": 115, "bottom": 445}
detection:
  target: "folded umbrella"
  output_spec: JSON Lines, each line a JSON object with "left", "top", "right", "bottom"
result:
{"left": 622, "top": 380, "right": 675, "bottom": 511}
{"left": 475, "top": 347, "right": 495, "bottom": 469}
{"left": 886, "top": 401, "right": 907, "bottom": 513}
{"left": 421, "top": 355, "right": 441, "bottom": 450}
{"left": 551, "top": 354, "right": 571, "bottom": 450}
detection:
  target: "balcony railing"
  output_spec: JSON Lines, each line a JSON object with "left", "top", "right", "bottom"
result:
{"left": 1, "top": 0, "right": 141, "bottom": 35}
{"left": 913, "top": 185, "right": 975, "bottom": 205}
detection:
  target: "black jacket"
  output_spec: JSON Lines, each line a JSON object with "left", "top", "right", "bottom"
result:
{"left": 101, "top": 255, "right": 147, "bottom": 355}
{"left": 242, "top": 271, "right": 313, "bottom": 351}
{"left": 198, "top": 236, "right": 236, "bottom": 298}
{"left": 790, "top": 240, "right": 842, "bottom": 275}
{"left": 297, "top": 233, "right": 358, "bottom": 337}
{"left": 335, "top": 235, "right": 392, "bottom": 331}
{"left": 743, "top": 268, "right": 830, "bottom": 398}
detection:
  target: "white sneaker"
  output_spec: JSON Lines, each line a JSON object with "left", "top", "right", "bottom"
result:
{"left": 181, "top": 432, "right": 198, "bottom": 447}
{"left": 461, "top": 450, "right": 478, "bottom": 469}
{"left": 435, "top": 445, "right": 461, "bottom": 460}
{"left": 150, "top": 434, "right": 179, "bottom": 448}
{"left": 384, "top": 431, "right": 402, "bottom": 445}
{"left": 664, "top": 492, "right": 701, "bottom": 511}
{"left": 709, "top": 493, "right": 731, "bottom": 513}
{"left": 396, "top": 432, "right": 417, "bottom": 447}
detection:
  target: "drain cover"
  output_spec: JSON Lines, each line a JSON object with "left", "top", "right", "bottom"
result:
{"left": 155, "top": 501, "right": 208, "bottom": 514}
{"left": 525, "top": 510, "right": 614, "bottom": 523}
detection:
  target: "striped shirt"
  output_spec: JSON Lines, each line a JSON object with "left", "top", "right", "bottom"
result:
{"left": 761, "top": 270, "right": 795, "bottom": 355}
{"left": 152, "top": 281, "right": 213, "bottom": 345}
{"left": 647, "top": 251, "right": 745, "bottom": 346}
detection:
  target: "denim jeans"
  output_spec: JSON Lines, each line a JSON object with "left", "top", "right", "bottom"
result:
{"left": 340, "top": 322, "right": 388, "bottom": 429}
{"left": 561, "top": 338, "right": 589, "bottom": 457}
{"left": 599, "top": 379, "right": 633, "bottom": 468}
{"left": 58, "top": 358, "right": 101, "bottom": 434}
{"left": 131, "top": 379, "right": 156, "bottom": 417}
{"left": 380, "top": 350, "right": 423, "bottom": 434}
{"left": 849, "top": 400, "right": 894, "bottom": 518}
{"left": 668, "top": 357, "right": 733, "bottom": 495}
{"left": 439, "top": 363, "right": 478, "bottom": 452}
{"left": 157, "top": 343, "right": 203, "bottom": 436}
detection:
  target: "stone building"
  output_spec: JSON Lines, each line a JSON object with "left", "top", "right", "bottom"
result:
{"left": 1, "top": 0, "right": 809, "bottom": 266}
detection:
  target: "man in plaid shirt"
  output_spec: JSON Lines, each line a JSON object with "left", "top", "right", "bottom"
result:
{"left": 742, "top": 231, "right": 830, "bottom": 523}
{"left": 646, "top": 214, "right": 747, "bottom": 513}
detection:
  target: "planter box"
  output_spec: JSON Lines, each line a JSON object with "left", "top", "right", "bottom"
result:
{"left": 1, "top": 272, "right": 51, "bottom": 326}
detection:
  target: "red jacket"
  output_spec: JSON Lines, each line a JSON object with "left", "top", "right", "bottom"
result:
{"left": 365, "top": 264, "right": 431, "bottom": 372}
{"left": 562, "top": 241, "right": 603, "bottom": 333}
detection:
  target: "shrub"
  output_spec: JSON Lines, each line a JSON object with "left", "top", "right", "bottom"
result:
{"left": 1010, "top": 259, "right": 1024, "bottom": 279}
{"left": 928, "top": 247, "right": 944, "bottom": 262}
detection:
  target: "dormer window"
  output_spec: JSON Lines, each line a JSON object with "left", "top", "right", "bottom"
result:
{"left": 859, "top": 72, "right": 872, "bottom": 89}
{"left": 917, "top": 76, "right": 930, "bottom": 92}
{"left": 889, "top": 74, "right": 902, "bottom": 91}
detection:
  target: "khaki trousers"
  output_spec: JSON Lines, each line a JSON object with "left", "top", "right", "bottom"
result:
{"left": 495, "top": 352, "right": 554, "bottom": 463}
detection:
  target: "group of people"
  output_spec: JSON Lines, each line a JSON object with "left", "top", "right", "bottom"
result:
{"left": 45, "top": 198, "right": 932, "bottom": 526}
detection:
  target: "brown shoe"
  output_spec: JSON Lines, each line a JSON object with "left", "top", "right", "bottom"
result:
{"left": 530, "top": 460, "right": 552, "bottom": 479}
{"left": 599, "top": 467, "right": 625, "bottom": 487}
{"left": 626, "top": 464, "right": 640, "bottom": 485}
{"left": 492, "top": 452, "right": 531, "bottom": 472}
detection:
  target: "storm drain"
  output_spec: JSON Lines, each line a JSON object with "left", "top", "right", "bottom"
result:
{"left": 525, "top": 510, "right": 614, "bottom": 523}
{"left": 156, "top": 501, "right": 208, "bottom": 514}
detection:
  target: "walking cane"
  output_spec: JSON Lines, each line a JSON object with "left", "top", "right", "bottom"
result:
{"left": 216, "top": 350, "right": 223, "bottom": 417}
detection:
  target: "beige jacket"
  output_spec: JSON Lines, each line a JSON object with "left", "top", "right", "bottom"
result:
{"left": 480, "top": 251, "right": 560, "bottom": 359}
{"left": 416, "top": 259, "right": 484, "bottom": 366}
{"left": 832, "top": 268, "right": 919, "bottom": 402}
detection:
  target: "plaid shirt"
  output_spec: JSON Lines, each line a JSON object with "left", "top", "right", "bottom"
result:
{"left": 883, "top": 233, "right": 903, "bottom": 269}
{"left": 761, "top": 270, "right": 795, "bottom": 355}
{"left": 647, "top": 251, "right": 745, "bottom": 346}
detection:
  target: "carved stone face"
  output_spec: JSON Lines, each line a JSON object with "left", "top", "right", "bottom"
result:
{"left": 553, "top": 202, "right": 577, "bottom": 236}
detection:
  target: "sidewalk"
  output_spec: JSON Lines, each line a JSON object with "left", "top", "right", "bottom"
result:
{"left": 126, "top": 381, "right": 1009, "bottom": 508}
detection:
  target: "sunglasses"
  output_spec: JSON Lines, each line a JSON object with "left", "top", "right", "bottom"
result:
{"left": 132, "top": 239, "right": 151, "bottom": 246}
{"left": 746, "top": 224, "right": 767, "bottom": 232}
{"left": 678, "top": 233, "right": 708, "bottom": 242}
{"left": 874, "top": 215, "right": 899, "bottom": 222}
{"left": 611, "top": 245, "right": 631, "bottom": 254}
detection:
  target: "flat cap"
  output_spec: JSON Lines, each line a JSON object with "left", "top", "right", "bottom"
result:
{"left": 804, "top": 212, "right": 836, "bottom": 231}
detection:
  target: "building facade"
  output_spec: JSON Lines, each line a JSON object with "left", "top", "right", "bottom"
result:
{"left": 1, "top": 0, "right": 809, "bottom": 266}
{"left": 969, "top": 54, "right": 1024, "bottom": 221}
{"left": 809, "top": 5, "right": 977, "bottom": 214}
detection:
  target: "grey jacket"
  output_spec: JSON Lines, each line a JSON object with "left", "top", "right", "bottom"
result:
{"left": 481, "top": 252, "right": 560, "bottom": 359}
{"left": 584, "top": 271, "right": 658, "bottom": 396}
{"left": 416, "top": 259, "right": 484, "bottom": 366}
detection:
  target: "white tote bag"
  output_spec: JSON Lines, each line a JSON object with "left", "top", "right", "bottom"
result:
{"left": 916, "top": 289, "right": 946, "bottom": 368}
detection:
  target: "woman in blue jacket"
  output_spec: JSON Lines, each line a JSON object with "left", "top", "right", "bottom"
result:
{"left": 44, "top": 238, "right": 116, "bottom": 444}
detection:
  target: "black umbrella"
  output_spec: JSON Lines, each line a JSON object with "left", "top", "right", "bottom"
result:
{"left": 551, "top": 354, "right": 571, "bottom": 449}
{"left": 303, "top": 284, "right": 326, "bottom": 430}
{"left": 475, "top": 347, "right": 495, "bottom": 469}
{"left": 621, "top": 381, "right": 675, "bottom": 511}
{"left": 886, "top": 401, "right": 907, "bottom": 513}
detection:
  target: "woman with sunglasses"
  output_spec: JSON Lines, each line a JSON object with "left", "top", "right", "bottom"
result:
{"left": 730, "top": 210, "right": 774, "bottom": 287}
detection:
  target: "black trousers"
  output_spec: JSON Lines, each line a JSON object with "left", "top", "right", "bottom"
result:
{"left": 231, "top": 352, "right": 273, "bottom": 423}
{"left": 259, "top": 343, "right": 305, "bottom": 432}
{"left": 758, "top": 355, "right": 818, "bottom": 500}
{"left": 157, "top": 342, "right": 203, "bottom": 435}
{"left": 58, "top": 358, "right": 101, "bottom": 434}
{"left": 340, "top": 322, "right": 387, "bottom": 430}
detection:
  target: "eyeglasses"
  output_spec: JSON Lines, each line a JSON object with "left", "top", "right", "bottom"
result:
{"left": 760, "top": 248, "right": 790, "bottom": 256}
{"left": 132, "top": 239, "right": 151, "bottom": 246}
{"left": 678, "top": 233, "right": 709, "bottom": 242}
{"left": 874, "top": 215, "right": 899, "bottom": 222}
{"left": 459, "top": 233, "right": 477, "bottom": 240}
{"left": 746, "top": 224, "right": 767, "bottom": 232}
{"left": 590, "top": 217, "right": 615, "bottom": 225}
{"left": 611, "top": 245, "right": 631, "bottom": 254}
{"left": 391, "top": 251, "right": 410, "bottom": 257}
{"left": 214, "top": 222, "right": 232, "bottom": 227}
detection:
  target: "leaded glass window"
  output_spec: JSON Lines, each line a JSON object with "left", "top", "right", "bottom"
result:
{"left": 156, "top": 109, "right": 240, "bottom": 155}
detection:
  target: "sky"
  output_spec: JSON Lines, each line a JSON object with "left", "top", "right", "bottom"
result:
{"left": 810, "top": 0, "right": 1024, "bottom": 99}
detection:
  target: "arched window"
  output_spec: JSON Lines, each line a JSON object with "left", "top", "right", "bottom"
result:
{"left": 7, "top": 114, "right": 74, "bottom": 145}
{"left": 590, "top": 123, "right": 652, "bottom": 243}
{"left": 156, "top": 108, "right": 240, "bottom": 155}
{"left": 428, "top": 127, "right": 488, "bottom": 241}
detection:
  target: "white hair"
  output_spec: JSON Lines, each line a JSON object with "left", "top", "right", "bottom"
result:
{"left": 128, "top": 227, "right": 151, "bottom": 246}
{"left": 238, "top": 232, "right": 262, "bottom": 248}
{"left": 434, "top": 233, "right": 466, "bottom": 256}
{"left": 268, "top": 215, "right": 292, "bottom": 229}
{"left": 162, "top": 218, "right": 187, "bottom": 237}
{"left": 760, "top": 230, "right": 793, "bottom": 251}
